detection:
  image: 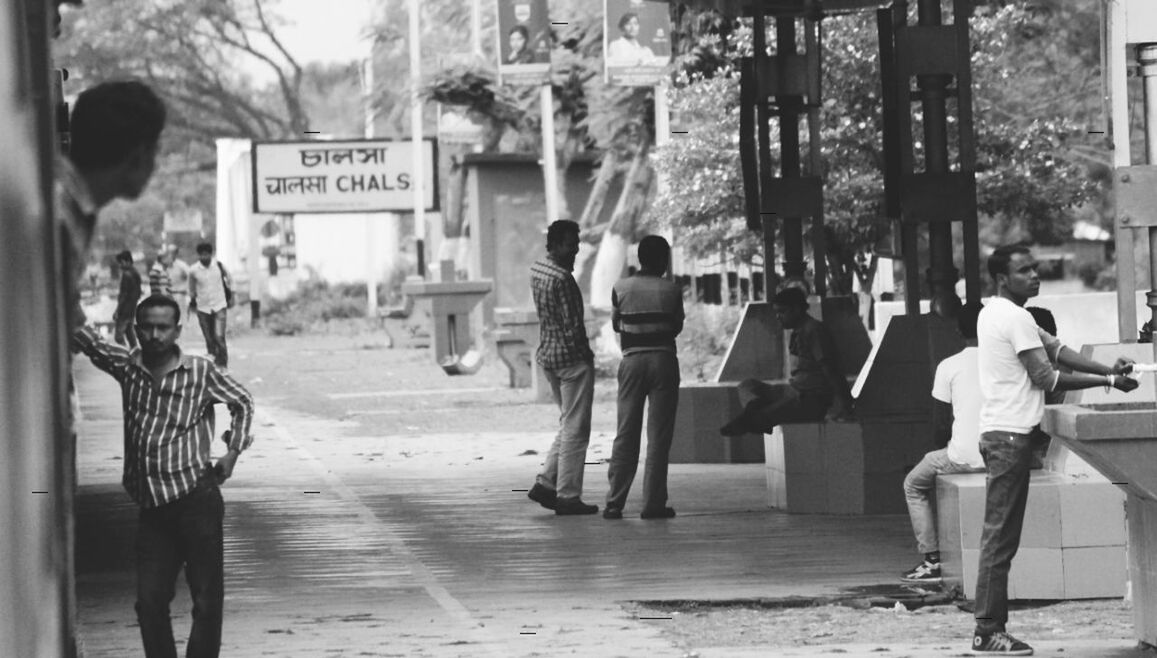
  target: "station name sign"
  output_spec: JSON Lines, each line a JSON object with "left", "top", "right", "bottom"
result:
{"left": 251, "top": 138, "right": 439, "bottom": 214}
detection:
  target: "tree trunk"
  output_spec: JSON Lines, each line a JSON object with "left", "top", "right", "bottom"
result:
{"left": 577, "top": 151, "right": 619, "bottom": 229}
{"left": 589, "top": 148, "right": 655, "bottom": 310}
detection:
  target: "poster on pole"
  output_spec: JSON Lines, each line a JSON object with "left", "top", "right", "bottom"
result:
{"left": 496, "top": 0, "right": 551, "bottom": 85}
{"left": 251, "top": 138, "right": 439, "bottom": 214}
{"left": 604, "top": 0, "right": 672, "bottom": 86}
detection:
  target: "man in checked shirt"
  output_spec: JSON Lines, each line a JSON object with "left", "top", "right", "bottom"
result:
{"left": 73, "top": 294, "right": 254, "bottom": 658}
{"left": 525, "top": 220, "right": 600, "bottom": 515}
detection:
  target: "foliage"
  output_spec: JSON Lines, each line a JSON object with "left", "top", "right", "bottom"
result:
{"left": 262, "top": 278, "right": 368, "bottom": 335}
{"left": 651, "top": 1, "right": 1102, "bottom": 295}
{"left": 677, "top": 303, "right": 742, "bottom": 382}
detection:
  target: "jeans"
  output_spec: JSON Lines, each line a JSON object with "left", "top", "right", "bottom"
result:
{"left": 733, "top": 379, "right": 829, "bottom": 433}
{"left": 136, "top": 476, "right": 225, "bottom": 658}
{"left": 606, "top": 352, "right": 680, "bottom": 513}
{"left": 196, "top": 310, "right": 228, "bottom": 367}
{"left": 904, "top": 448, "right": 984, "bottom": 554}
{"left": 537, "top": 360, "right": 595, "bottom": 500}
{"left": 973, "top": 430, "right": 1035, "bottom": 635}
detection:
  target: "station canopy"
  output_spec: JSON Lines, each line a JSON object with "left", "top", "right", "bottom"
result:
{"left": 666, "top": 0, "right": 892, "bottom": 17}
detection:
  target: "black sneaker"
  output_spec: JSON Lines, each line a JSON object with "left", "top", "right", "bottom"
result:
{"left": 527, "top": 483, "right": 557, "bottom": 510}
{"left": 555, "top": 497, "right": 598, "bottom": 516}
{"left": 900, "top": 560, "right": 942, "bottom": 583}
{"left": 640, "top": 507, "right": 676, "bottom": 519}
{"left": 971, "top": 631, "right": 1033, "bottom": 655}
{"left": 603, "top": 508, "right": 623, "bottom": 520}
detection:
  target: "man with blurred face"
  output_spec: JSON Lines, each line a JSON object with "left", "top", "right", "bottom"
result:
{"left": 720, "top": 287, "right": 855, "bottom": 436}
{"left": 73, "top": 295, "right": 253, "bottom": 658}
{"left": 525, "top": 220, "right": 600, "bottom": 516}
{"left": 970, "top": 245, "right": 1139, "bottom": 655}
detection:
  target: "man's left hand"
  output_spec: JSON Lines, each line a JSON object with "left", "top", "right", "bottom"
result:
{"left": 214, "top": 450, "right": 239, "bottom": 485}
{"left": 1112, "top": 357, "right": 1137, "bottom": 376}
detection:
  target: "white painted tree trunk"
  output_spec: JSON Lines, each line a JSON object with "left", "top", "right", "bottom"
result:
{"left": 589, "top": 232, "right": 630, "bottom": 310}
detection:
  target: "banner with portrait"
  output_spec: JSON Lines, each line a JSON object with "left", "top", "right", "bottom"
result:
{"left": 604, "top": 0, "right": 672, "bottom": 86}
{"left": 496, "top": 0, "right": 551, "bottom": 86}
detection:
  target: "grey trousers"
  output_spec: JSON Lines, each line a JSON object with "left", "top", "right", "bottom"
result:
{"left": 605, "top": 351, "right": 680, "bottom": 513}
{"left": 537, "top": 360, "right": 596, "bottom": 500}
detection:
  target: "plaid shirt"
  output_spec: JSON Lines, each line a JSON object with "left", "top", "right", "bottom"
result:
{"left": 74, "top": 326, "right": 255, "bottom": 508}
{"left": 531, "top": 257, "right": 593, "bottom": 369}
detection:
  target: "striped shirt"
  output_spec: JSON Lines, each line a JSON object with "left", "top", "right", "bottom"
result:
{"left": 74, "top": 326, "right": 255, "bottom": 508}
{"left": 530, "top": 257, "right": 593, "bottom": 369}
{"left": 149, "top": 261, "right": 172, "bottom": 296}
{"left": 612, "top": 274, "right": 685, "bottom": 355}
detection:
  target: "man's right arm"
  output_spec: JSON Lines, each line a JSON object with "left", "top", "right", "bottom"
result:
{"left": 71, "top": 326, "right": 130, "bottom": 382}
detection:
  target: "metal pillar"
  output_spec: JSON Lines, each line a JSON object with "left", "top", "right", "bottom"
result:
{"left": 777, "top": 16, "right": 806, "bottom": 285}
{"left": 916, "top": 0, "right": 958, "bottom": 313}
{"left": 1140, "top": 45, "right": 1157, "bottom": 341}
{"left": 753, "top": 12, "right": 778, "bottom": 297}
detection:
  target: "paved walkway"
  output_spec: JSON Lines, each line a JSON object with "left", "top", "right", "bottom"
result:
{"left": 71, "top": 336, "right": 1151, "bottom": 658}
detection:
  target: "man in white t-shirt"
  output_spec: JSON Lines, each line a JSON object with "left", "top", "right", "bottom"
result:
{"left": 901, "top": 301, "right": 986, "bottom": 584}
{"left": 970, "top": 245, "right": 1138, "bottom": 656}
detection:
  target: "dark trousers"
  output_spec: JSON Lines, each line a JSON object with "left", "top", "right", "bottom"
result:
{"left": 136, "top": 478, "right": 225, "bottom": 658}
{"left": 735, "top": 379, "right": 829, "bottom": 433}
{"left": 973, "top": 430, "right": 1035, "bottom": 635}
{"left": 115, "top": 316, "right": 139, "bottom": 348}
{"left": 196, "top": 310, "right": 228, "bottom": 367}
{"left": 606, "top": 351, "right": 680, "bottom": 513}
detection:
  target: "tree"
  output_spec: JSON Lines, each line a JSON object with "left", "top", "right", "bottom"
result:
{"left": 651, "top": 1, "right": 1099, "bottom": 297}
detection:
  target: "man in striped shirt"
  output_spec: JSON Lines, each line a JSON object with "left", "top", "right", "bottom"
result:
{"left": 603, "top": 236, "right": 684, "bottom": 520}
{"left": 74, "top": 294, "right": 254, "bottom": 658}
{"left": 525, "top": 220, "right": 600, "bottom": 515}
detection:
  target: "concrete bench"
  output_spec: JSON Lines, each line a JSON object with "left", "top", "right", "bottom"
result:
{"left": 936, "top": 470, "right": 1127, "bottom": 599}
{"left": 763, "top": 419, "right": 931, "bottom": 514}
{"left": 669, "top": 381, "right": 768, "bottom": 464}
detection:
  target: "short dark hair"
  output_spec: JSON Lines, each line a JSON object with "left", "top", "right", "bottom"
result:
{"left": 958, "top": 301, "right": 982, "bottom": 340}
{"left": 545, "top": 220, "right": 580, "bottom": 250}
{"left": 509, "top": 24, "right": 529, "bottom": 39}
{"left": 135, "top": 294, "right": 181, "bottom": 325}
{"left": 773, "top": 287, "right": 808, "bottom": 310}
{"left": 637, "top": 235, "right": 670, "bottom": 272}
{"left": 70, "top": 80, "right": 166, "bottom": 170}
{"left": 1026, "top": 306, "right": 1057, "bottom": 336}
{"left": 195, "top": 241, "right": 215, "bottom": 255}
{"left": 987, "top": 244, "right": 1031, "bottom": 281}
{"left": 115, "top": 250, "right": 132, "bottom": 263}
{"left": 618, "top": 12, "right": 639, "bottom": 30}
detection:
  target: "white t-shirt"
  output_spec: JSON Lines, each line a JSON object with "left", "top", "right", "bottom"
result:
{"left": 977, "top": 297, "right": 1061, "bottom": 434}
{"left": 931, "top": 346, "right": 984, "bottom": 468}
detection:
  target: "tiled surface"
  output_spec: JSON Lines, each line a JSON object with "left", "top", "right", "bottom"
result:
{"left": 938, "top": 471, "right": 1127, "bottom": 600}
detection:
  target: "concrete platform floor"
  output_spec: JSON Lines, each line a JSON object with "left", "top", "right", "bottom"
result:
{"left": 71, "top": 333, "right": 1150, "bottom": 657}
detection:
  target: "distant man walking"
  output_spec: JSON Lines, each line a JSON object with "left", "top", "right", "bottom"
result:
{"left": 901, "top": 301, "right": 985, "bottom": 584}
{"left": 971, "top": 245, "right": 1137, "bottom": 655}
{"left": 149, "top": 249, "right": 172, "bottom": 296}
{"left": 114, "top": 250, "right": 142, "bottom": 348}
{"left": 525, "top": 220, "right": 599, "bottom": 516}
{"left": 189, "top": 242, "right": 231, "bottom": 369}
{"left": 603, "top": 236, "right": 684, "bottom": 520}
{"left": 167, "top": 245, "right": 191, "bottom": 317}
{"left": 73, "top": 294, "right": 254, "bottom": 658}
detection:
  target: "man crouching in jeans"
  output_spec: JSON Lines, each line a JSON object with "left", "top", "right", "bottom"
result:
{"left": 74, "top": 294, "right": 254, "bottom": 658}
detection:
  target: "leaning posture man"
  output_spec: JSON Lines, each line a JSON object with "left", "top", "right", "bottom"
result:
{"left": 189, "top": 242, "right": 231, "bottom": 369}
{"left": 74, "top": 294, "right": 254, "bottom": 658}
{"left": 525, "top": 220, "right": 600, "bottom": 515}
{"left": 971, "top": 245, "right": 1137, "bottom": 655}
{"left": 604, "top": 236, "right": 684, "bottom": 520}
{"left": 720, "top": 287, "right": 855, "bottom": 435}
{"left": 901, "top": 301, "right": 986, "bottom": 584}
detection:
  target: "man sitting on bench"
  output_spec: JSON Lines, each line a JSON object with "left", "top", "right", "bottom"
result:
{"left": 720, "top": 287, "right": 854, "bottom": 436}
{"left": 901, "top": 300, "right": 986, "bottom": 584}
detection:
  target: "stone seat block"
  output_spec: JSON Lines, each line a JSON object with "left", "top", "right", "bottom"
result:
{"left": 937, "top": 470, "right": 1126, "bottom": 600}
{"left": 669, "top": 382, "right": 765, "bottom": 464}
